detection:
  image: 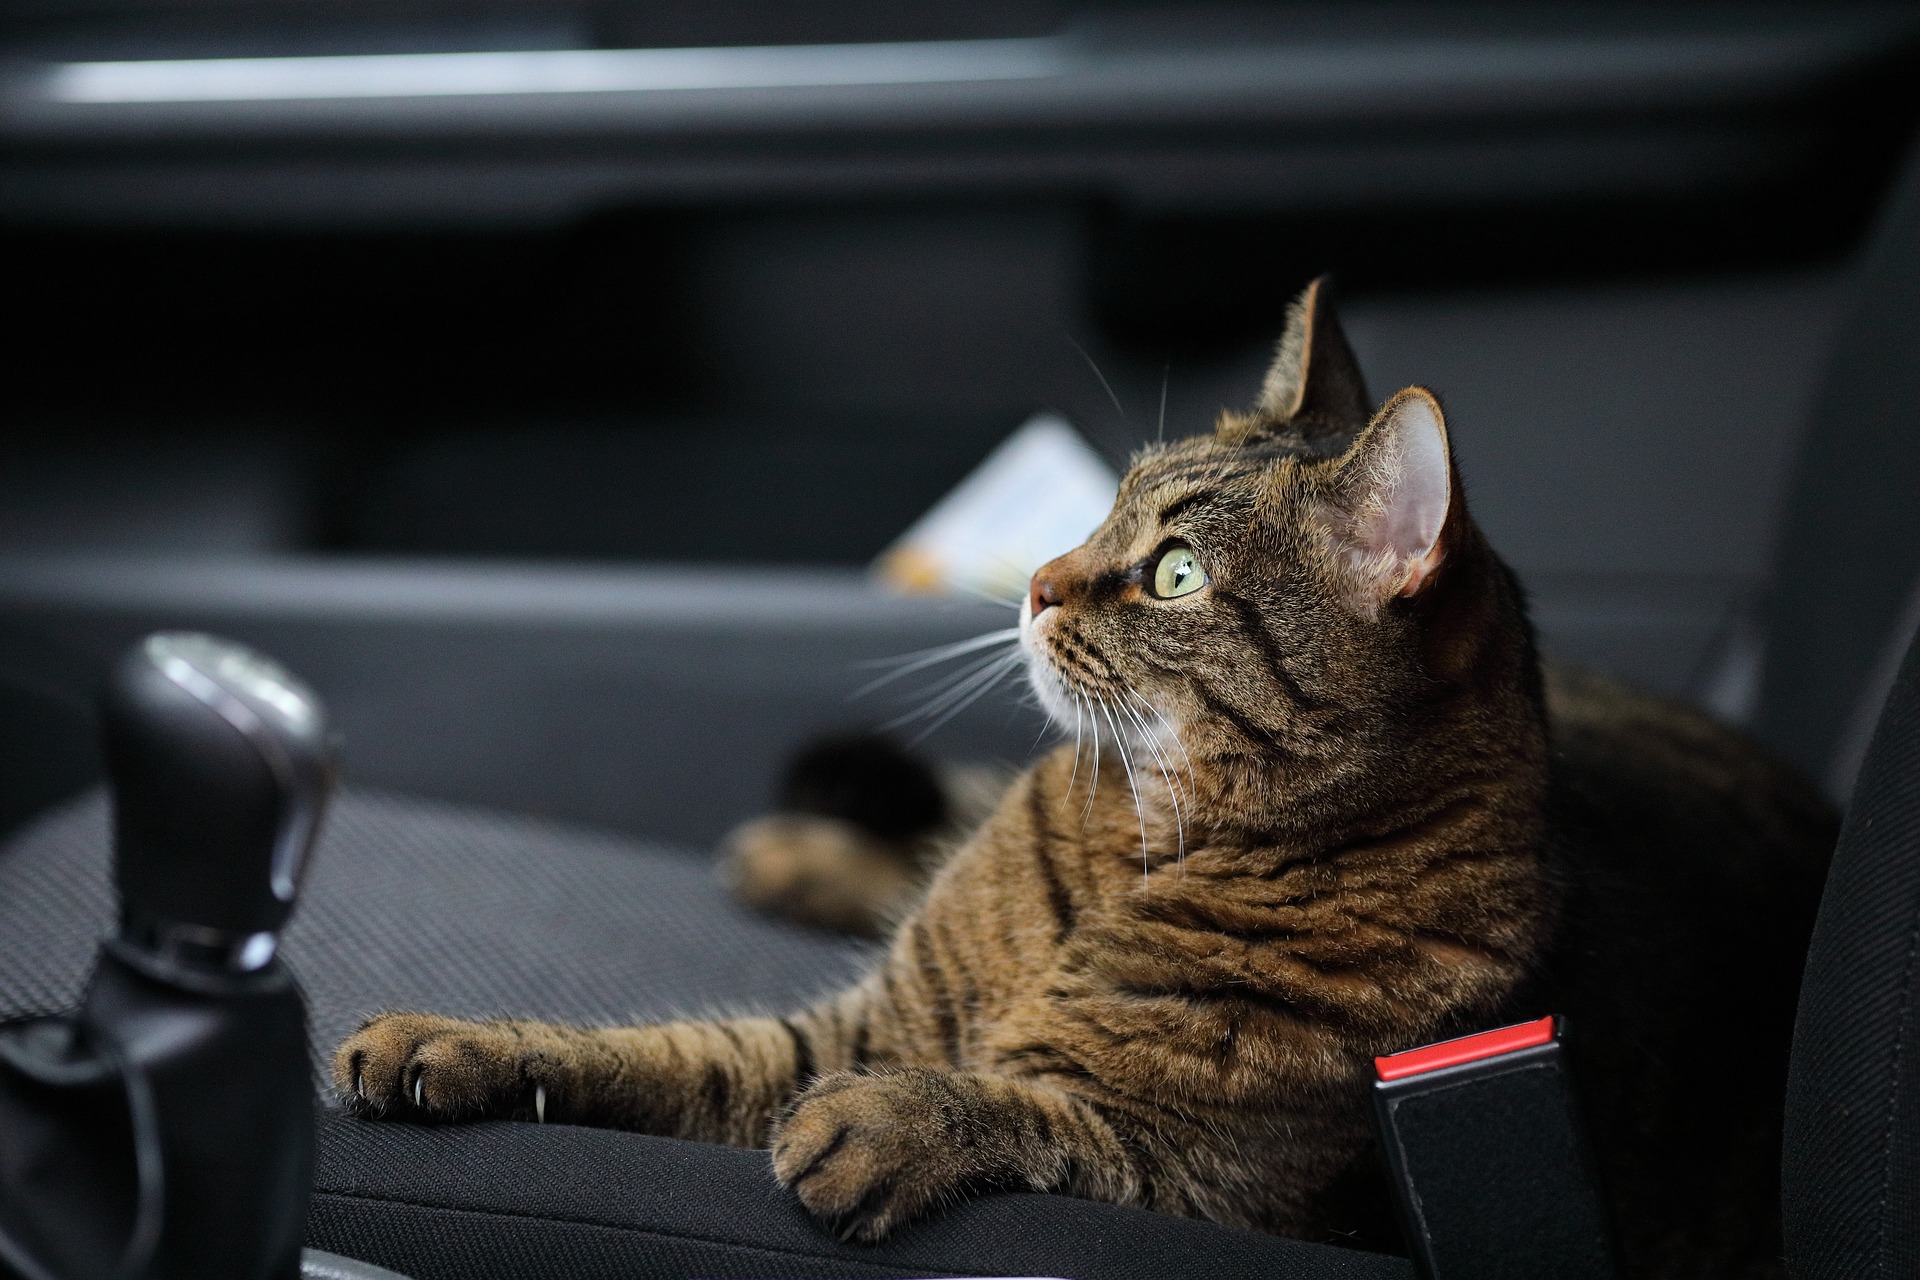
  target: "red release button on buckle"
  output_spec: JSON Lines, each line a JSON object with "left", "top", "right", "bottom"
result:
{"left": 1374, "top": 1015, "right": 1556, "bottom": 1082}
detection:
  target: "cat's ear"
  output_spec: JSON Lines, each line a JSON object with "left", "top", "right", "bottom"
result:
{"left": 1324, "top": 387, "right": 1454, "bottom": 607}
{"left": 1252, "top": 276, "right": 1371, "bottom": 432}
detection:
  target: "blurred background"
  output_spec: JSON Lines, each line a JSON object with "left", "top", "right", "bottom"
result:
{"left": 2, "top": 1, "right": 1917, "bottom": 849}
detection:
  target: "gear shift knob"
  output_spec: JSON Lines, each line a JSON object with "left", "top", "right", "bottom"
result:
{"left": 102, "top": 632, "right": 334, "bottom": 970}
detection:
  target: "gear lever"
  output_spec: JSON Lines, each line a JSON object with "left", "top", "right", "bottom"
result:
{"left": 75, "top": 632, "right": 334, "bottom": 1278}
{"left": 103, "top": 632, "right": 331, "bottom": 970}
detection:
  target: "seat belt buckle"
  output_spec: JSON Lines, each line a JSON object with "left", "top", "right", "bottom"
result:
{"left": 1372, "top": 1015, "right": 1620, "bottom": 1280}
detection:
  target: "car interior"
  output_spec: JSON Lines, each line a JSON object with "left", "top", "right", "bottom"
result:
{"left": 3, "top": 1, "right": 1920, "bottom": 1277}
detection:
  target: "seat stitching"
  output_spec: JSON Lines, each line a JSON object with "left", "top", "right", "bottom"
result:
{"left": 1870, "top": 886, "right": 1920, "bottom": 1277}
{"left": 310, "top": 1188, "right": 992, "bottom": 1277}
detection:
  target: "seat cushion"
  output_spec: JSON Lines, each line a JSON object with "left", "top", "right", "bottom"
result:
{"left": 308, "top": 1111, "right": 1410, "bottom": 1280}
{"left": 1783, "top": 625, "right": 1920, "bottom": 1276}
{"left": 0, "top": 789, "right": 875, "bottom": 1072}
{"left": 0, "top": 789, "right": 1408, "bottom": 1279}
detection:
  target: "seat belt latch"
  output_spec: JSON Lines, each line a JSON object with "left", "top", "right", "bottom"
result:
{"left": 1372, "top": 1015, "right": 1619, "bottom": 1280}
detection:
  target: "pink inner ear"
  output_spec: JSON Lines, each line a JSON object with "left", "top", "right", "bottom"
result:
{"left": 1367, "top": 394, "right": 1452, "bottom": 594}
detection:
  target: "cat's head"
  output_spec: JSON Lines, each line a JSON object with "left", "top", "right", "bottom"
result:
{"left": 1022, "top": 279, "right": 1539, "bottom": 826}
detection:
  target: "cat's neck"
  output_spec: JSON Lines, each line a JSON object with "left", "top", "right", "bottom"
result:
{"left": 1178, "top": 702, "right": 1546, "bottom": 857}
{"left": 1169, "top": 561, "right": 1549, "bottom": 867}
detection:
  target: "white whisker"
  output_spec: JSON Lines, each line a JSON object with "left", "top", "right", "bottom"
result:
{"left": 1125, "top": 688, "right": 1196, "bottom": 788}
{"left": 1097, "top": 698, "right": 1150, "bottom": 879}
{"left": 1157, "top": 359, "right": 1170, "bottom": 444}
{"left": 1032, "top": 683, "right": 1063, "bottom": 748}
{"left": 950, "top": 580, "right": 1026, "bottom": 610}
{"left": 1117, "top": 693, "right": 1186, "bottom": 868}
{"left": 883, "top": 646, "right": 1017, "bottom": 714}
{"left": 1134, "top": 692, "right": 1198, "bottom": 867}
{"left": 1068, "top": 334, "right": 1129, "bottom": 425}
{"left": 853, "top": 628, "right": 1020, "bottom": 694}
{"left": 891, "top": 649, "right": 1022, "bottom": 724}
{"left": 915, "top": 656, "right": 1023, "bottom": 743}
{"left": 890, "top": 650, "right": 1025, "bottom": 742}
{"left": 1066, "top": 689, "right": 1086, "bottom": 800}
{"left": 1080, "top": 689, "right": 1103, "bottom": 828}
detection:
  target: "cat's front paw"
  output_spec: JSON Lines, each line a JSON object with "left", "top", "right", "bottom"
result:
{"left": 771, "top": 1070, "right": 977, "bottom": 1241}
{"left": 334, "top": 1012, "right": 548, "bottom": 1123}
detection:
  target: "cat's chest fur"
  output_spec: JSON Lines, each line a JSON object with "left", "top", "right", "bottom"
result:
{"left": 903, "top": 740, "right": 1550, "bottom": 1086}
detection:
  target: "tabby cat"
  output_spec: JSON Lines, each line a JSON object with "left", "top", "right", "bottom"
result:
{"left": 336, "top": 281, "right": 1833, "bottom": 1278}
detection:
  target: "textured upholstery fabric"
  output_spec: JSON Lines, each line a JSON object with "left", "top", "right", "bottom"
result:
{"left": 308, "top": 1113, "right": 1411, "bottom": 1280}
{"left": 1783, "top": 627, "right": 1920, "bottom": 1278}
{"left": 0, "top": 787, "right": 1407, "bottom": 1279}
{"left": 0, "top": 789, "right": 874, "bottom": 1079}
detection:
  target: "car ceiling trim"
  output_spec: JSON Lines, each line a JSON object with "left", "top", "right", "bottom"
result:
{"left": 3, "top": 19, "right": 1915, "bottom": 142}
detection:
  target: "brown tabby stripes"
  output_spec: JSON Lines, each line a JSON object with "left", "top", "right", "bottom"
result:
{"left": 334, "top": 278, "right": 1835, "bottom": 1278}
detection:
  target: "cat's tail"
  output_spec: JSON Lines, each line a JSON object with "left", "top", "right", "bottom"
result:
{"left": 716, "top": 734, "right": 1010, "bottom": 937}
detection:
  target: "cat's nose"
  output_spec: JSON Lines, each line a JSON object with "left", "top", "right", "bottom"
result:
{"left": 1029, "top": 573, "right": 1063, "bottom": 618}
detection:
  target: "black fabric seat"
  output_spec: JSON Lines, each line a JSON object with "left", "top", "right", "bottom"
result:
{"left": 0, "top": 790, "right": 874, "bottom": 1073}
{"left": 1782, "top": 625, "right": 1920, "bottom": 1277}
{"left": 307, "top": 1115, "right": 1403, "bottom": 1280}
{"left": 0, "top": 789, "right": 1408, "bottom": 1280}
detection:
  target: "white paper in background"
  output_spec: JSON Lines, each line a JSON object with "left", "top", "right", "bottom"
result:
{"left": 874, "top": 413, "right": 1121, "bottom": 599}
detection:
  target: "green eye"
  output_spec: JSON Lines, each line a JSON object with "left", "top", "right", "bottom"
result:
{"left": 1153, "top": 546, "right": 1207, "bottom": 598}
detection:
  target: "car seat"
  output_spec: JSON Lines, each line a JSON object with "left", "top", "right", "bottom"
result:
{"left": 1780, "top": 591, "right": 1920, "bottom": 1278}
{"left": 5, "top": 149, "right": 1920, "bottom": 1280}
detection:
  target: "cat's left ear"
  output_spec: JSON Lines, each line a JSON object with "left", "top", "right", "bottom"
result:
{"left": 1254, "top": 276, "right": 1371, "bottom": 432}
{"left": 1324, "top": 387, "right": 1454, "bottom": 607}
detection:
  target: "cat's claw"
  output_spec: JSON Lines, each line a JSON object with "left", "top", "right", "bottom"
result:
{"left": 334, "top": 1012, "right": 537, "bottom": 1122}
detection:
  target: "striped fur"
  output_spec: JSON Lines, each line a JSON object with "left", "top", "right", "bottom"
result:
{"left": 336, "top": 281, "right": 1832, "bottom": 1274}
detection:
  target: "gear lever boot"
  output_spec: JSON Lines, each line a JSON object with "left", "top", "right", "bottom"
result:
{"left": 0, "top": 633, "right": 334, "bottom": 1280}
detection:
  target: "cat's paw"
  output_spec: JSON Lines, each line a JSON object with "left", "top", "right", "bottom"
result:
{"left": 770, "top": 1070, "right": 975, "bottom": 1241}
{"left": 717, "top": 814, "right": 920, "bottom": 938}
{"left": 334, "top": 1012, "right": 547, "bottom": 1123}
